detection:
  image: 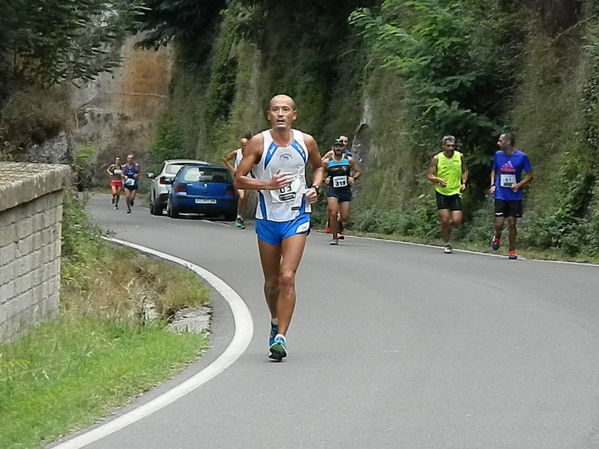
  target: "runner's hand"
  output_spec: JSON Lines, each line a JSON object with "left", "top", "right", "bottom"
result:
{"left": 305, "top": 187, "right": 318, "bottom": 204}
{"left": 511, "top": 183, "right": 521, "bottom": 192}
{"left": 489, "top": 185, "right": 496, "bottom": 195}
{"left": 438, "top": 178, "right": 447, "bottom": 187}
{"left": 349, "top": 176, "right": 355, "bottom": 185}
{"left": 267, "top": 171, "right": 295, "bottom": 190}
{"left": 325, "top": 177, "right": 330, "bottom": 184}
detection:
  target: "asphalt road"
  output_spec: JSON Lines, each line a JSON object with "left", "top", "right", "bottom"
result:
{"left": 58, "top": 194, "right": 599, "bottom": 449}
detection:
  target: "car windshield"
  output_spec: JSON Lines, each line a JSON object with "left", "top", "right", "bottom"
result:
{"left": 182, "top": 167, "right": 230, "bottom": 183}
{"left": 165, "top": 164, "right": 184, "bottom": 175}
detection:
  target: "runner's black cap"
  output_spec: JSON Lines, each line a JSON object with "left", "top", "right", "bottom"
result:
{"left": 333, "top": 139, "right": 344, "bottom": 146}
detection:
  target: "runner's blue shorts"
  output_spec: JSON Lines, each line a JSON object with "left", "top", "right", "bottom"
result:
{"left": 255, "top": 213, "right": 311, "bottom": 246}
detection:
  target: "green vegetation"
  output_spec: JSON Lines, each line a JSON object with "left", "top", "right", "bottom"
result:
{"left": 0, "top": 192, "right": 210, "bottom": 449}
{"left": 0, "top": 0, "right": 145, "bottom": 86}
{"left": 141, "top": 0, "right": 599, "bottom": 260}
{"left": 149, "top": 118, "right": 190, "bottom": 162}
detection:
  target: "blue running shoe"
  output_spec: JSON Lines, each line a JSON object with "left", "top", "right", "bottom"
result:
{"left": 269, "top": 323, "right": 278, "bottom": 346}
{"left": 269, "top": 335, "right": 287, "bottom": 361}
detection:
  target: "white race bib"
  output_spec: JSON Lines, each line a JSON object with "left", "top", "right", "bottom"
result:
{"left": 113, "top": 169, "right": 122, "bottom": 176}
{"left": 332, "top": 175, "right": 348, "bottom": 188}
{"left": 270, "top": 176, "right": 302, "bottom": 203}
{"left": 124, "top": 178, "right": 136, "bottom": 186}
{"left": 500, "top": 174, "right": 516, "bottom": 187}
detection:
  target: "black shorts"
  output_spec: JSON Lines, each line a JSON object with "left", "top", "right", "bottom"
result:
{"left": 494, "top": 199, "right": 522, "bottom": 218}
{"left": 326, "top": 188, "right": 352, "bottom": 203}
{"left": 435, "top": 192, "right": 462, "bottom": 211}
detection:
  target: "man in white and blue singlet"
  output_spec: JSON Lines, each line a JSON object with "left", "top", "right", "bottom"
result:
{"left": 223, "top": 137, "right": 249, "bottom": 228}
{"left": 235, "top": 94, "right": 323, "bottom": 361}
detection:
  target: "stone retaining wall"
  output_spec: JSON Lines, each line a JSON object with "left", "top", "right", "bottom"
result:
{"left": 0, "top": 163, "right": 71, "bottom": 341}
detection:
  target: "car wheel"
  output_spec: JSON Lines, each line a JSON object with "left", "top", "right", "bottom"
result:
{"left": 166, "top": 199, "right": 179, "bottom": 218}
{"left": 149, "top": 195, "right": 161, "bottom": 215}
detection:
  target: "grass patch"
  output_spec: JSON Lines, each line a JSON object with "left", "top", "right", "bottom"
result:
{"left": 0, "top": 191, "right": 211, "bottom": 449}
{"left": 0, "top": 318, "right": 207, "bottom": 449}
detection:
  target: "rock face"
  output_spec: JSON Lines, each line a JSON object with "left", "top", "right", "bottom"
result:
{"left": 70, "top": 35, "right": 174, "bottom": 183}
{"left": 167, "top": 306, "right": 212, "bottom": 334}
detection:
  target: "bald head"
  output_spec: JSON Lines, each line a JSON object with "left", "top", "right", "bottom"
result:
{"left": 240, "top": 138, "right": 248, "bottom": 148}
{"left": 269, "top": 94, "right": 296, "bottom": 110}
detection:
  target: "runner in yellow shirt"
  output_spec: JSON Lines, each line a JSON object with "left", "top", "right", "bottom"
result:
{"left": 427, "top": 135, "right": 468, "bottom": 253}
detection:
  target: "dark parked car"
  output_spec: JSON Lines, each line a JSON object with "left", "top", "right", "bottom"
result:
{"left": 165, "top": 164, "right": 237, "bottom": 220}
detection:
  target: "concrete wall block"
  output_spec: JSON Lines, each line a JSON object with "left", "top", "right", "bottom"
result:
{"left": 43, "top": 261, "right": 58, "bottom": 282}
{"left": 32, "top": 231, "right": 43, "bottom": 251}
{"left": 42, "top": 207, "right": 57, "bottom": 229}
{"left": 30, "top": 249, "right": 42, "bottom": 268}
{"left": 2, "top": 207, "right": 19, "bottom": 225}
{"left": 15, "top": 273, "right": 33, "bottom": 296}
{"left": 0, "top": 221, "right": 17, "bottom": 247}
{"left": 0, "top": 281, "right": 15, "bottom": 304}
{"left": 32, "top": 212, "right": 44, "bottom": 233}
{"left": 40, "top": 228, "right": 53, "bottom": 246}
{"left": 0, "top": 242, "right": 16, "bottom": 266}
{"left": 30, "top": 266, "right": 43, "bottom": 287}
{"left": 0, "top": 163, "right": 69, "bottom": 341}
{"left": 17, "top": 235, "right": 34, "bottom": 257}
{"left": 42, "top": 244, "right": 54, "bottom": 264}
{"left": 17, "top": 216, "right": 34, "bottom": 240}
{"left": 16, "top": 253, "right": 33, "bottom": 277}
{"left": 0, "top": 261, "right": 15, "bottom": 286}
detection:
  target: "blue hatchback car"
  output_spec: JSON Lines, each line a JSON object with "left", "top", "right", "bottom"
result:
{"left": 165, "top": 164, "right": 237, "bottom": 220}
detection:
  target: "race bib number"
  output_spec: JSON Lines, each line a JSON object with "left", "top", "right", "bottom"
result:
{"left": 270, "top": 176, "right": 302, "bottom": 203}
{"left": 113, "top": 169, "right": 122, "bottom": 176}
{"left": 332, "top": 175, "right": 348, "bottom": 188}
{"left": 124, "top": 178, "right": 136, "bottom": 186}
{"left": 500, "top": 174, "right": 516, "bottom": 187}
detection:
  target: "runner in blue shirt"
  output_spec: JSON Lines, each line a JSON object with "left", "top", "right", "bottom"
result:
{"left": 489, "top": 133, "right": 533, "bottom": 259}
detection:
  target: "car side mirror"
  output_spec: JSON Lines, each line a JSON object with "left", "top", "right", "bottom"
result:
{"left": 146, "top": 172, "right": 155, "bottom": 179}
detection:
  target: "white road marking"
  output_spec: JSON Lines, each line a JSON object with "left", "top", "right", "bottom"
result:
{"left": 332, "top": 233, "right": 599, "bottom": 267}
{"left": 50, "top": 237, "right": 254, "bottom": 449}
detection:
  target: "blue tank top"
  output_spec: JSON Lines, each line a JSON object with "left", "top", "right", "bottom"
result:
{"left": 327, "top": 156, "right": 351, "bottom": 190}
{"left": 122, "top": 163, "right": 139, "bottom": 187}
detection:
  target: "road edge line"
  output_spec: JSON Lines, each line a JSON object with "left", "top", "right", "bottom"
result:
{"left": 50, "top": 237, "right": 254, "bottom": 449}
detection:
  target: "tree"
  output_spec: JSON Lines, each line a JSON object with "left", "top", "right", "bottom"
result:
{"left": 0, "top": 0, "right": 145, "bottom": 86}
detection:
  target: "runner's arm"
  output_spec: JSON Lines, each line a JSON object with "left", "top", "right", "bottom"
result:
{"left": 223, "top": 151, "right": 236, "bottom": 172}
{"left": 460, "top": 153, "right": 468, "bottom": 191}
{"left": 304, "top": 134, "right": 323, "bottom": 203}
{"left": 489, "top": 169, "right": 496, "bottom": 194}
{"left": 427, "top": 156, "right": 445, "bottom": 186}
{"left": 349, "top": 157, "right": 361, "bottom": 182}
{"left": 513, "top": 170, "right": 533, "bottom": 191}
{"left": 106, "top": 165, "right": 113, "bottom": 176}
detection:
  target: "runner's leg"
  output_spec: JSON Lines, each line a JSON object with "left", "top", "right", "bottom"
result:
{"left": 258, "top": 240, "right": 282, "bottom": 320}
{"left": 438, "top": 209, "right": 451, "bottom": 243}
{"left": 237, "top": 189, "right": 245, "bottom": 218}
{"left": 494, "top": 216, "right": 505, "bottom": 239}
{"left": 507, "top": 216, "right": 517, "bottom": 252}
{"left": 277, "top": 233, "right": 308, "bottom": 336}
{"left": 451, "top": 210, "right": 463, "bottom": 231}
{"left": 338, "top": 201, "right": 351, "bottom": 231}
{"left": 327, "top": 197, "right": 340, "bottom": 236}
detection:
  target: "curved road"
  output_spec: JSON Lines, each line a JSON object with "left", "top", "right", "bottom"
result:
{"left": 60, "top": 194, "right": 599, "bottom": 449}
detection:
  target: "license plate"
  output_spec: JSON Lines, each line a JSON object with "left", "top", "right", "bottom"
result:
{"left": 195, "top": 198, "right": 216, "bottom": 204}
